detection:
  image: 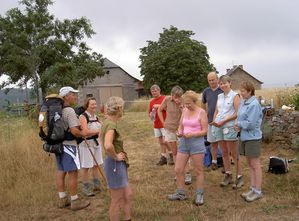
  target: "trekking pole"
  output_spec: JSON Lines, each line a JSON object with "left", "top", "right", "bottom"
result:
{"left": 83, "top": 138, "right": 107, "bottom": 186}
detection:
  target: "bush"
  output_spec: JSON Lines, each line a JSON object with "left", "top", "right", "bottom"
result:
{"left": 292, "top": 93, "right": 299, "bottom": 110}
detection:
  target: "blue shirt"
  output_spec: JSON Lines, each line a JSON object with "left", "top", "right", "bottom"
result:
{"left": 202, "top": 87, "right": 223, "bottom": 123}
{"left": 237, "top": 96, "right": 263, "bottom": 141}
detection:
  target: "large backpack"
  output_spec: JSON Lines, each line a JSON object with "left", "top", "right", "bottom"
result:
{"left": 38, "top": 94, "right": 65, "bottom": 154}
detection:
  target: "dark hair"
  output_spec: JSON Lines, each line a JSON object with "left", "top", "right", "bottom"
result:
{"left": 83, "top": 97, "right": 97, "bottom": 110}
{"left": 240, "top": 81, "right": 255, "bottom": 96}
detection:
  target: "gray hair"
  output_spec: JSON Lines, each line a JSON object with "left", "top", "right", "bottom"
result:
{"left": 105, "top": 96, "right": 124, "bottom": 115}
{"left": 171, "top": 85, "right": 184, "bottom": 97}
{"left": 150, "top": 84, "right": 160, "bottom": 91}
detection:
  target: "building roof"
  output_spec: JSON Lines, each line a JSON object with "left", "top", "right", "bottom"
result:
{"left": 103, "top": 58, "right": 142, "bottom": 82}
{"left": 226, "top": 65, "right": 263, "bottom": 84}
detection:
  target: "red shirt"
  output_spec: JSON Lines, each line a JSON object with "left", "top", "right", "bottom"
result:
{"left": 149, "top": 95, "right": 166, "bottom": 128}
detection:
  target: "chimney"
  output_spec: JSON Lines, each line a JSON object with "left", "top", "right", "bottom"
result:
{"left": 233, "top": 65, "right": 237, "bottom": 68}
{"left": 239, "top": 65, "right": 243, "bottom": 69}
{"left": 226, "top": 69, "right": 230, "bottom": 73}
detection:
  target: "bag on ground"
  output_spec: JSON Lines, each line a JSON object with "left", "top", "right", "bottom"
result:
{"left": 268, "top": 156, "right": 289, "bottom": 174}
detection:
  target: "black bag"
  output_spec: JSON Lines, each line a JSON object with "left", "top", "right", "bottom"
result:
{"left": 268, "top": 156, "right": 289, "bottom": 174}
{"left": 39, "top": 94, "right": 65, "bottom": 154}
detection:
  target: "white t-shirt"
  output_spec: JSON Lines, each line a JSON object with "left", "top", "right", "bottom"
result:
{"left": 215, "top": 90, "right": 237, "bottom": 127}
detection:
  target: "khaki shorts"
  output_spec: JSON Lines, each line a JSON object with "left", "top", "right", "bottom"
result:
{"left": 212, "top": 126, "right": 238, "bottom": 142}
{"left": 154, "top": 128, "right": 165, "bottom": 138}
{"left": 239, "top": 140, "right": 261, "bottom": 157}
{"left": 164, "top": 129, "right": 177, "bottom": 142}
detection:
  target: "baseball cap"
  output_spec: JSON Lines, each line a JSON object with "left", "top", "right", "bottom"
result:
{"left": 59, "top": 86, "right": 79, "bottom": 97}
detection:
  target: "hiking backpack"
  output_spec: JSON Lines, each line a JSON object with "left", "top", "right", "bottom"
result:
{"left": 38, "top": 94, "right": 65, "bottom": 154}
{"left": 268, "top": 156, "right": 289, "bottom": 174}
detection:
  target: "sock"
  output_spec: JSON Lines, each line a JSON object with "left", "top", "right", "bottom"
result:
{"left": 71, "top": 194, "right": 79, "bottom": 201}
{"left": 250, "top": 186, "right": 255, "bottom": 191}
{"left": 254, "top": 188, "right": 262, "bottom": 195}
{"left": 237, "top": 174, "right": 242, "bottom": 179}
{"left": 177, "top": 188, "right": 186, "bottom": 195}
{"left": 58, "top": 192, "right": 66, "bottom": 199}
{"left": 196, "top": 188, "right": 204, "bottom": 195}
{"left": 161, "top": 153, "right": 167, "bottom": 158}
{"left": 212, "top": 160, "right": 217, "bottom": 164}
{"left": 226, "top": 171, "right": 232, "bottom": 174}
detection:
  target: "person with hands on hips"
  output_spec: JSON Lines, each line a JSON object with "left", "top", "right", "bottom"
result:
{"left": 168, "top": 90, "right": 208, "bottom": 205}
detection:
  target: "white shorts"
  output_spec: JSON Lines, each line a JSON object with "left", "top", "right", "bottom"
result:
{"left": 207, "top": 124, "right": 217, "bottom": 143}
{"left": 154, "top": 128, "right": 165, "bottom": 138}
{"left": 79, "top": 140, "right": 103, "bottom": 168}
{"left": 164, "top": 129, "right": 177, "bottom": 142}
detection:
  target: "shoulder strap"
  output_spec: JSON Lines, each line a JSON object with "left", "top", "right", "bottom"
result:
{"left": 82, "top": 112, "right": 90, "bottom": 123}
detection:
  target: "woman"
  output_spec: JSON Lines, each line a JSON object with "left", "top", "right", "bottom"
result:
{"left": 101, "top": 96, "right": 132, "bottom": 221}
{"left": 234, "top": 81, "right": 263, "bottom": 202}
{"left": 79, "top": 97, "right": 103, "bottom": 196}
{"left": 168, "top": 90, "right": 208, "bottom": 205}
{"left": 211, "top": 75, "right": 243, "bottom": 188}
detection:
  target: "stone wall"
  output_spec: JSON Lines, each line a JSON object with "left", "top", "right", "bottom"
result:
{"left": 265, "top": 110, "right": 299, "bottom": 149}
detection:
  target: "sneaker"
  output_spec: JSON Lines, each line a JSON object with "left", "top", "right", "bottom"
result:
{"left": 245, "top": 191, "right": 262, "bottom": 202}
{"left": 168, "top": 154, "right": 175, "bottom": 165}
{"left": 71, "top": 197, "right": 90, "bottom": 211}
{"left": 184, "top": 172, "right": 192, "bottom": 185}
{"left": 156, "top": 155, "right": 167, "bottom": 166}
{"left": 241, "top": 189, "right": 254, "bottom": 199}
{"left": 168, "top": 192, "right": 187, "bottom": 201}
{"left": 58, "top": 196, "right": 70, "bottom": 208}
{"left": 232, "top": 176, "right": 244, "bottom": 189}
{"left": 194, "top": 193, "right": 204, "bottom": 206}
{"left": 211, "top": 163, "right": 218, "bottom": 170}
{"left": 220, "top": 173, "right": 233, "bottom": 187}
{"left": 82, "top": 183, "right": 95, "bottom": 197}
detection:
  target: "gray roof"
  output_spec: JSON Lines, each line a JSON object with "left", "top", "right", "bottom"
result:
{"left": 226, "top": 65, "right": 263, "bottom": 84}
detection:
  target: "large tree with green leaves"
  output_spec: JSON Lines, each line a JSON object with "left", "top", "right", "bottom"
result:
{"left": 139, "top": 26, "right": 215, "bottom": 94}
{"left": 0, "top": 0, "right": 104, "bottom": 104}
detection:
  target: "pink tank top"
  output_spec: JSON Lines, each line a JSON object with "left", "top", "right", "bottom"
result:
{"left": 182, "top": 109, "right": 203, "bottom": 134}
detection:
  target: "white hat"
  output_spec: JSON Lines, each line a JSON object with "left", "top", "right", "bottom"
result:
{"left": 59, "top": 86, "right": 79, "bottom": 97}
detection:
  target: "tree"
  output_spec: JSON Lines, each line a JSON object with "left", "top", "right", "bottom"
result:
{"left": 0, "top": 0, "right": 104, "bottom": 104}
{"left": 139, "top": 26, "right": 215, "bottom": 94}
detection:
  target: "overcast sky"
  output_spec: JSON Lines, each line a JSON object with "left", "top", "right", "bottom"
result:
{"left": 1, "top": 0, "right": 298, "bottom": 88}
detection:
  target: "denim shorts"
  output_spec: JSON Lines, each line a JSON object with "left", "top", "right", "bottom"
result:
{"left": 104, "top": 155, "right": 128, "bottom": 189}
{"left": 212, "top": 126, "right": 238, "bottom": 142}
{"left": 178, "top": 137, "right": 206, "bottom": 155}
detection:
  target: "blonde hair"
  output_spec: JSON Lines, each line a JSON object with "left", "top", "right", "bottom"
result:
{"left": 219, "top": 75, "right": 232, "bottom": 83}
{"left": 182, "top": 90, "right": 200, "bottom": 105}
{"left": 105, "top": 96, "right": 124, "bottom": 115}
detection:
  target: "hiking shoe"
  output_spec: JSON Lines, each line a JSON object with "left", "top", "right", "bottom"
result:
{"left": 168, "top": 192, "right": 187, "bottom": 201}
{"left": 232, "top": 176, "right": 244, "bottom": 189}
{"left": 58, "top": 196, "right": 70, "bottom": 208}
{"left": 168, "top": 154, "right": 175, "bottom": 165}
{"left": 220, "top": 173, "right": 233, "bottom": 187}
{"left": 71, "top": 197, "right": 90, "bottom": 211}
{"left": 184, "top": 172, "right": 192, "bottom": 185}
{"left": 241, "top": 190, "right": 254, "bottom": 199}
{"left": 156, "top": 155, "right": 167, "bottom": 166}
{"left": 82, "top": 183, "right": 95, "bottom": 197}
{"left": 194, "top": 193, "right": 204, "bottom": 206}
{"left": 245, "top": 191, "right": 262, "bottom": 202}
{"left": 211, "top": 163, "right": 218, "bottom": 170}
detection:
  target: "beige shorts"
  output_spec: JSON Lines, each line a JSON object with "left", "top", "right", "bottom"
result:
{"left": 164, "top": 129, "right": 177, "bottom": 142}
{"left": 79, "top": 140, "right": 103, "bottom": 168}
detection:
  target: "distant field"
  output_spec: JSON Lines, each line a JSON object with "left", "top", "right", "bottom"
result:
{"left": 0, "top": 112, "right": 299, "bottom": 220}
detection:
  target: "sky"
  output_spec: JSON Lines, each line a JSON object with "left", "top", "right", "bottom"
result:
{"left": 1, "top": 0, "right": 298, "bottom": 88}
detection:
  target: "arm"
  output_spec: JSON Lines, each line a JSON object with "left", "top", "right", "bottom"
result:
{"left": 157, "top": 98, "right": 167, "bottom": 126}
{"left": 201, "top": 91, "right": 207, "bottom": 112}
{"left": 237, "top": 104, "right": 261, "bottom": 130}
{"left": 177, "top": 108, "right": 185, "bottom": 137}
{"left": 79, "top": 115, "right": 100, "bottom": 137}
{"left": 104, "top": 130, "right": 125, "bottom": 161}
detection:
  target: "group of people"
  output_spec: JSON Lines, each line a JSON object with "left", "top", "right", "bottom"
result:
{"left": 55, "top": 87, "right": 132, "bottom": 221}
{"left": 53, "top": 70, "right": 263, "bottom": 220}
{"left": 148, "top": 72, "right": 263, "bottom": 205}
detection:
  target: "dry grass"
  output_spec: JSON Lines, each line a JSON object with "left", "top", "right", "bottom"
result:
{"left": 1, "top": 111, "right": 299, "bottom": 221}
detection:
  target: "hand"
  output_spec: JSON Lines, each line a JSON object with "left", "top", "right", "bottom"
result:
{"left": 115, "top": 152, "right": 125, "bottom": 161}
{"left": 216, "top": 120, "right": 225, "bottom": 127}
{"left": 184, "top": 133, "right": 193, "bottom": 138}
{"left": 176, "top": 131, "right": 183, "bottom": 137}
{"left": 210, "top": 121, "right": 220, "bottom": 128}
{"left": 234, "top": 124, "right": 240, "bottom": 132}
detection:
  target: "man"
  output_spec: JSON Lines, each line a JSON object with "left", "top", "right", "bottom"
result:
{"left": 202, "top": 72, "right": 223, "bottom": 170}
{"left": 56, "top": 86, "right": 90, "bottom": 211}
{"left": 148, "top": 84, "right": 170, "bottom": 165}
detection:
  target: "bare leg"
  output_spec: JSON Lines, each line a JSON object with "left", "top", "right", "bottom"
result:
{"left": 220, "top": 141, "right": 230, "bottom": 172}
{"left": 123, "top": 186, "right": 133, "bottom": 220}
{"left": 81, "top": 168, "right": 89, "bottom": 183}
{"left": 211, "top": 142, "right": 218, "bottom": 162}
{"left": 56, "top": 170, "right": 66, "bottom": 192}
{"left": 191, "top": 153, "right": 205, "bottom": 189}
{"left": 68, "top": 170, "right": 78, "bottom": 196}
{"left": 175, "top": 153, "right": 190, "bottom": 188}
{"left": 227, "top": 141, "right": 242, "bottom": 175}
{"left": 247, "top": 157, "right": 255, "bottom": 188}
{"left": 109, "top": 189, "right": 123, "bottom": 221}
{"left": 251, "top": 157, "right": 262, "bottom": 190}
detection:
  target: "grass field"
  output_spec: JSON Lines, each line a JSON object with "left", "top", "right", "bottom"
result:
{"left": 0, "top": 110, "right": 299, "bottom": 221}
